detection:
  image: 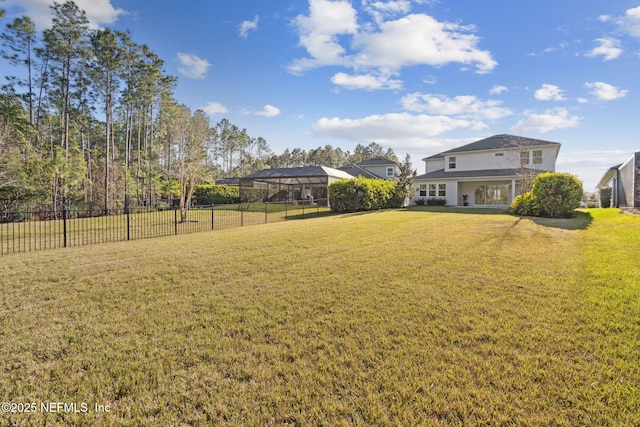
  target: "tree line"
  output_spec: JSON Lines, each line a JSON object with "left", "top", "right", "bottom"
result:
{"left": 0, "top": 1, "right": 397, "bottom": 214}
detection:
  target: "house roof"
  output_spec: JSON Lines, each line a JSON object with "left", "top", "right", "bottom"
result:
{"left": 355, "top": 156, "right": 398, "bottom": 166}
{"left": 596, "top": 164, "right": 622, "bottom": 189}
{"left": 337, "top": 163, "right": 381, "bottom": 179}
{"left": 241, "top": 166, "right": 354, "bottom": 186}
{"left": 415, "top": 168, "right": 541, "bottom": 180}
{"left": 422, "top": 134, "right": 561, "bottom": 160}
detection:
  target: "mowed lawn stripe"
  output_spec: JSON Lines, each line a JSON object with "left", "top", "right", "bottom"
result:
{"left": 0, "top": 209, "right": 638, "bottom": 425}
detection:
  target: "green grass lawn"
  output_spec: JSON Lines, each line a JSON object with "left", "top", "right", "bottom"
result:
{"left": 0, "top": 208, "right": 638, "bottom": 425}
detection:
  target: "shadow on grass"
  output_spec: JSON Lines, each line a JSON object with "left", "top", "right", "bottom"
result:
{"left": 528, "top": 210, "right": 593, "bottom": 231}
{"left": 285, "top": 210, "right": 334, "bottom": 221}
{"left": 404, "top": 206, "right": 508, "bottom": 215}
{"left": 403, "top": 206, "right": 593, "bottom": 230}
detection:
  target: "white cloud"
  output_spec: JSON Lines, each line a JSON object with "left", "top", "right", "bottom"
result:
{"left": 511, "top": 108, "right": 581, "bottom": 133}
{"left": 242, "top": 105, "right": 282, "bottom": 117}
{"left": 255, "top": 105, "right": 281, "bottom": 117}
{"left": 239, "top": 16, "right": 259, "bottom": 38}
{"left": 400, "top": 93, "right": 512, "bottom": 120}
{"left": 313, "top": 112, "right": 474, "bottom": 146}
{"left": 4, "top": 0, "right": 125, "bottom": 29}
{"left": 177, "top": 53, "right": 211, "bottom": 79}
{"left": 201, "top": 102, "right": 228, "bottom": 116}
{"left": 331, "top": 72, "right": 403, "bottom": 90}
{"left": 289, "top": 0, "right": 359, "bottom": 73}
{"left": 362, "top": 0, "right": 412, "bottom": 24}
{"left": 534, "top": 84, "right": 567, "bottom": 101}
{"left": 489, "top": 85, "right": 508, "bottom": 95}
{"left": 586, "top": 38, "right": 623, "bottom": 61}
{"left": 352, "top": 14, "right": 497, "bottom": 74}
{"left": 585, "top": 82, "right": 628, "bottom": 101}
{"left": 289, "top": 1, "right": 497, "bottom": 78}
{"left": 617, "top": 6, "right": 640, "bottom": 38}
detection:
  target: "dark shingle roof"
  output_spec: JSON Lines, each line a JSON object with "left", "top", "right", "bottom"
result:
{"left": 337, "top": 164, "right": 381, "bottom": 179}
{"left": 422, "top": 134, "right": 560, "bottom": 161}
{"left": 355, "top": 157, "right": 398, "bottom": 166}
{"left": 442, "top": 134, "right": 560, "bottom": 155}
{"left": 415, "top": 168, "right": 541, "bottom": 180}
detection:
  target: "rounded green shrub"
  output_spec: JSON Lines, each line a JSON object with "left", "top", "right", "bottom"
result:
{"left": 328, "top": 177, "right": 397, "bottom": 213}
{"left": 193, "top": 184, "right": 240, "bottom": 205}
{"left": 508, "top": 192, "right": 540, "bottom": 216}
{"left": 530, "top": 172, "right": 583, "bottom": 218}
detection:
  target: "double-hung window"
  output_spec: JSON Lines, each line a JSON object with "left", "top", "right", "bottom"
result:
{"left": 533, "top": 150, "right": 542, "bottom": 164}
{"left": 419, "top": 184, "right": 427, "bottom": 197}
{"left": 428, "top": 184, "right": 437, "bottom": 197}
{"left": 448, "top": 156, "right": 457, "bottom": 169}
{"left": 520, "top": 151, "right": 530, "bottom": 165}
{"left": 438, "top": 184, "right": 447, "bottom": 197}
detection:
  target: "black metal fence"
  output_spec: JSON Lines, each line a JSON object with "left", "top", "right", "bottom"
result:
{"left": 0, "top": 200, "right": 331, "bottom": 256}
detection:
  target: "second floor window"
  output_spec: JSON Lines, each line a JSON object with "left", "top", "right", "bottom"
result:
{"left": 520, "top": 151, "right": 530, "bottom": 165}
{"left": 448, "top": 156, "right": 456, "bottom": 169}
{"left": 533, "top": 150, "right": 542, "bottom": 164}
{"left": 387, "top": 167, "right": 394, "bottom": 177}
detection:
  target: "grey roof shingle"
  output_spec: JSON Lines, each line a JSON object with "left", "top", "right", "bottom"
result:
{"left": 415, "top": 168, "right": 540, "bottom": 180}
{"left": 337, "top": 164, "right": 382, "bottom": 179}
{"left": 355, "top": 157, "right": 398, "bottom": 166}
{"left": 423, "top": 134, "right": 560, "bottom": 160}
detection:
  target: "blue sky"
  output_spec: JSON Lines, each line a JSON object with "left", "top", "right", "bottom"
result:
{"left": 3, "top": 0, "right": 640, "bottom": 190}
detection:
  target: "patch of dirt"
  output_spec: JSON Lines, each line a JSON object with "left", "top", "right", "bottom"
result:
{"left": 621, "top": 208, "right": 640, "bottom": 215}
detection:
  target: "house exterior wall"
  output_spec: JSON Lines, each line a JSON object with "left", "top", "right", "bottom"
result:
{"left": 425, "top": 158, "right": 444, "bottom": 173}
{"left": 443, "top": 146, "right": 558, "bottom": 173}
{"left": 362, "top": 164, "right": 397, "bottom": 180}
{"left": 618, "top": 156, "right": 635, "bottom": 207}
{"left": 414, "top": 179, "right": 458, "bottom": 205}
{"left": 635, "top": 152, "right": 640, "bottom": 208}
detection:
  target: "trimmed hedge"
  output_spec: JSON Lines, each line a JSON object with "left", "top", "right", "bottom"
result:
{"left": 192, "top": 184, "right": 240, "bottom": 205}
{"left": 328, "top": 178, "right": 398, "bottom": 213}
{"left": 509, "top": 172, "right": 583, "bottom": 218}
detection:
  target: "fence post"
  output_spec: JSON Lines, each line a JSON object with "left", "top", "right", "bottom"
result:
{"left": 211, "top": 204, "right": 214, "bottom": 230}
{"left": 285, "top": 201, "right": 288, "bottom": 220}
{"left": 62, "top": 204, "right": 68, "bottom": 248}
{"left": 126, "top": 204, "right": 131, "bottom": 241}
{"left": 174, "top": 208, "right": 178, "bottom": 235}
{"left": 265, "top": 201, "right": 268, "bottom": 224}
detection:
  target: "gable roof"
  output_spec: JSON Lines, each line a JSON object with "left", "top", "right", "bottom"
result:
{"left": 423, "top": 134, "right": 561, "bottom": 160}
{"left": 355, "top": 156, "right": 398, "bottom": 167}
{"left": 338, "top": 163, "right": 381, "bottom": 179}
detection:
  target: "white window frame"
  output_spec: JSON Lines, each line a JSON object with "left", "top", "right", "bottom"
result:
{"left": 419, "top": 184, "right": 427, "bottom": 197}
{"left": 438, "top": 184, "right": 447, "bottom": 197}
{"left": 448, "top": 156, "right": 456, "bottom": 169}
{"left": 387, "top": 167, "right": 395, "bottom": 177}
{"left": 428, "top": 184, "right": 437, "bottom": 197}
{"left": 533, "top": 150, "right": 542, "bottom": 164}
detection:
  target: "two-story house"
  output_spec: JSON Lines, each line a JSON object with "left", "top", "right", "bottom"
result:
{"left": 338, "top": 157, "right": 399, "bottom": 181}
{"left": 413, "top": 134, "right": 561, "bottom": 207}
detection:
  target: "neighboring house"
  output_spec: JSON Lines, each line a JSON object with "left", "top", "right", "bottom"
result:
{"left": 597, "top": 151, "right": 640, "bottom": 208}
{"left": 240, "top": 166, "right": 354, "bottom": 206}
{"left": 413, "top": 134, "right": 561, "bottom": 207}
{"left": 339, "top": 157, "right": 399, "bottom": 180}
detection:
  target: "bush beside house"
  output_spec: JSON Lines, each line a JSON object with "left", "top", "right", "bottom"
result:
{"left": 328, "top": 178, "right": 399, "bottom": 213}
{"left": 192, "top": 184, "right": 240, "bottom": 205}
{"left": 509, "top": 172, "right": 583, "bottom": 218}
